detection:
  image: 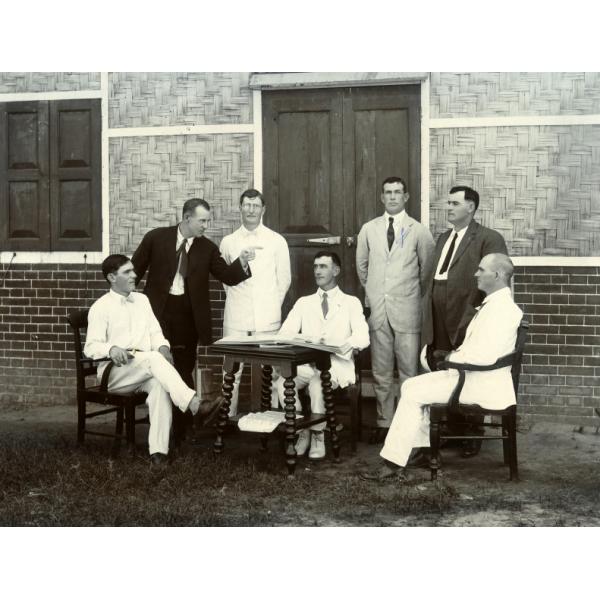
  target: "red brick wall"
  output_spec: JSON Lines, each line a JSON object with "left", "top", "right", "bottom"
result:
{"left": 515, "top": 266, "right": 600, "bottom": 425}
{"left": 1, "top": 263, "right": 598, "bottom": 424}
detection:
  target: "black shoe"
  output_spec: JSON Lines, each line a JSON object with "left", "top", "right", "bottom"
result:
{"left": 150, "top": 452, "right": 168, "bottom": 466}
{"left": 407, "top": 448, "right": 433, "bottom": 469}
{"left": 360, "top": 465, "right": 407, "bottom": 482}
{"left": 461, "top": 439, "right": 483, "bottom": 458}
{"left": 368, "top": 426, "right": 389, "bottom": 445}
{"left": 199, "top": 395, "right": 225, "bottom": 427}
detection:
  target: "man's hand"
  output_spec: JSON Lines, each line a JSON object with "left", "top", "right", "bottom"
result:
{"left": 109, "top": 346, "right": 131, "bottom": 367}
{"left": 158, "top": 345, "right": 174, "bottom": 365}
{"left": 239, "top": 246, "right": 263, "bottom": 268}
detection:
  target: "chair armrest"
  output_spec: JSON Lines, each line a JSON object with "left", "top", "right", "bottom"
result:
{"left": 439, "top": 351, "right": 516, "bottom": 373}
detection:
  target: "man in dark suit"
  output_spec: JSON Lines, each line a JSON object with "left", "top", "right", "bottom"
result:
{"left": 132, "top": 197, "right": 256, "bottom": 442}
{"left": 421, "top": 185, "right": 508, "bottom": 457}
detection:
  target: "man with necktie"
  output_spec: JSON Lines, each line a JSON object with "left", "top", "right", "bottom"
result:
{"left": 421, "top": 185, "right": 508, "bottom": 457}
{"left": 275, "top": 251, "right": 369, "bottom": 460}
{"left": 132, "top": 198, "right": 256, "bottom": 443}
{"left": 356, "top": 177, "right": 435, "bottom": 440}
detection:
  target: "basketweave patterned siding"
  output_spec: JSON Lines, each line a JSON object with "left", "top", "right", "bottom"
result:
{"left": 109, "top": 134, "right": 253, "bottom": 253}
{"left": 0, "top": 72, "right": 101, "bottom": 93}
{"left": 430, "top": 72, "right": 600, "bottom": 118}
{"left": 108, "top": 72, "right": 252, "bottom": 128}
{"left": 429, "top": 125, "right": 600, "bottom": 257}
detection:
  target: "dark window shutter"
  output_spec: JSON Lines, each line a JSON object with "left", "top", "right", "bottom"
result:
{"left": 0, "top": 101, "right": 50, "bottom": 250}
{"left": 50, "top": 99, "right": 101, "bottom": 251}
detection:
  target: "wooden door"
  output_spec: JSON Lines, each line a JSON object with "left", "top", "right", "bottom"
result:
{"left": 263, "top": 84, "right": 421, "bottom": 305}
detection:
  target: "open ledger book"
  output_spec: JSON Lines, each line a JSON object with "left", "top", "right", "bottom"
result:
{"left": 213, "top": 332, "right": 346, "bottom": 354}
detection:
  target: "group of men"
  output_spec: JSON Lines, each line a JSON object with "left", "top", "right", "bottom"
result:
{"left": 85, "top": 177, "right": 522, "bottom": 477}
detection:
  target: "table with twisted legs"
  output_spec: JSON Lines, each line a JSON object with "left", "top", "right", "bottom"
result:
{"left": 210, "top": 344, "right": 340, "bottom": 475}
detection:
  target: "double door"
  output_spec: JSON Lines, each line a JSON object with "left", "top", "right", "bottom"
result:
{"left": 262, "top": 84, "right": 421, "bottom": 311}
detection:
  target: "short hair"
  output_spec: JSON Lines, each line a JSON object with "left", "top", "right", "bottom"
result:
{"left": 381, "top": 176, "right": 408, "bottom": 194}
{"left": 449, "top": 185, "right": 480, "bottom": 211}
{"left": 182, "top": 197, "right": 210, "bottom": 219}
{"left": 486, "top": 253, "right": 514, "bottom": 284}
{"left": 314, "top": 250, "right": 341, "bottom": 269}
{"left": 102, "top": 254, "right": 130, "bottom": 282}
{"left": 240, "top": 188, "right": 265, "bottom": 207}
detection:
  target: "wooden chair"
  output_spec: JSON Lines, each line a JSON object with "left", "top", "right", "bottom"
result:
{"left": 428, "top": 319, "right": 529, "bottom": 482}
{"left": 66, "top": 309, "right": 148, "bottom": 454}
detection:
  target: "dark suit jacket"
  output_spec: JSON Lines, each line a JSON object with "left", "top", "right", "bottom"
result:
{"left": 422, "top": 220, "right": 508, "bottom": 348}
{"left": 131, "top": 225, "right": 250, "bottom": 345}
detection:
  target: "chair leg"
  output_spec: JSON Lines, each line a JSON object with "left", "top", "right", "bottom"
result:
{"left": 508, "top": 414, "right": 519, "bottom": 481}
{"left": 125, "top": 402, "right": 136, "bottom": 455}
{"left": 502, "top": 415, "right": 510, "bottom": 465}
{"left": 429, "top": 415, "right": 441, "bottom": 482}
{"left": 76, "top": 393, "right": 87, "bottom": 446}
{"left": 349, "top": 385, "right": 359, "bottom": 453}
{"left": 112, "top": 406, "right": 124, "bottom": 456}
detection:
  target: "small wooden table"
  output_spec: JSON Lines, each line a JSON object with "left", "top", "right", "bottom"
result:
{"left": 210, "top": 343, "right": 341, "bottom": 475}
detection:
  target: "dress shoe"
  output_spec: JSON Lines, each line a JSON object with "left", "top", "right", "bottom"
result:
{"left": 294, "top": 429, "right": 311, "bottom": 456}
{"left": 360, "top": 464, "right": 407, "bottom": 482}
{"left": 308, "top": 431, "right": 326, "bottom": 460}
{"left": 198, "top": 396, "right": 225, "bottom": 426}
{"left": 461, "top": 439, "right": 483, "bottom": 458}
{"left": 188, "top": 394, "right": 201, "bottom": 415}
{"left": 368, "top": 426, "right": 389, "bottom": 445}
{"left": 407, "top": 448, "right": 433, "bottom": 469}
{"left": 150, "top": 452, "right": 168, "bottom": 466}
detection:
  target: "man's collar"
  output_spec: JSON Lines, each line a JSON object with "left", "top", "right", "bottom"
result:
{"left": 109, "top": 289, "right": 134, "bottom": 303}
{"left": 482, "top": 286, "right": 511, "bottom": 305}
{"left": 240, "top": 223, "right": 263, "bottom": 236}
{"left": 318, "top": 285, "right": 339, "bottom": 298}
{"left": 384, "top": 210, "right": 406, "bottom": 222}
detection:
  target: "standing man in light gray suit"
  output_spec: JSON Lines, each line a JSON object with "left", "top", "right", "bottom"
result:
{"left": 356, "top": 176, "right": 435, "bottom": 439}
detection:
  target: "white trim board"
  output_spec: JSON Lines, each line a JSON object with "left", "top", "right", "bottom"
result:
{"left": 420, "top": 77, "right": 430, "bottom": 229}
{"left": 0, "top": 90, "right": 102, "bottom": 102}
{"left": 252, "top": 90, "right": 262, "bottom": 190}
{"left": 0, "top": 252, "right": 105, "bottom": 265}
{"left": 249, "top": 72, "right": 428, "bottom": 90}
{"left": 101, "top": 72, "right": 110, "bottom": 256}
{"left": 429, "top": 115, "right": 600, "bottom": 129}
{"left": 512, "top": 257, "right": 600, "bottom": 267}
{"left": 107, "top": 124, "right": 256, "bottom": 138}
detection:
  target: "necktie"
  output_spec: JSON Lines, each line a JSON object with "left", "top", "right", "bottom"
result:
{"left": 177, "top": 240, "right": 188, "bottom": 278}
{"left": 321, "top": 292, "right": 329, "bottom": 318}
{"left": 387, "top": 217, "right": 395, "bottom": 251}
{"left": 438, "top": 232, "right": 458, "bottom": 275}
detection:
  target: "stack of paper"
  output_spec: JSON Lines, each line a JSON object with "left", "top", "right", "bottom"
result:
{"left": 237, "top": 410, "right": 287, "bottom": 433}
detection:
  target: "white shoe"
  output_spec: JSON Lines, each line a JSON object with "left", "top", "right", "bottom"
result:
{"left": 294, "top": 429, "right": 311, "bottom": 456}
{"left": 308, "top": 431, "right": 326, "bottom": 460}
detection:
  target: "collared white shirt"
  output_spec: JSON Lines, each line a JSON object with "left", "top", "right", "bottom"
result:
{"left": 169, "top": 226, "right": 194, "bottom": 295}
{"left": 383, "top": 210, "right": 406, "bottom": 243}
{"left": 220, "top": 223, "right": 291, "bottom": 332}
{"left": 434, "top": 225, "right": 469, "bottom": 281}
{"left": 84, "top": 290, "right": 169, "bottom": 364}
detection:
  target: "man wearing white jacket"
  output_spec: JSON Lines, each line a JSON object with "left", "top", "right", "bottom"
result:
{"left": 361, "top": 253, "right": 522, "bottom": 481}
{"left": 220, "top": 188, "right": 291, "bottom": 416}
{"left": 276, "top": 251, "right": 370, "bottom": 459}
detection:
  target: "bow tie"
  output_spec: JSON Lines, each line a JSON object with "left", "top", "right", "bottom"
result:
{"left": 121, "top": 295, "right": 135, "bottom": 304}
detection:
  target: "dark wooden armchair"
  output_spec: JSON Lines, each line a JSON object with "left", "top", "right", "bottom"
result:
{"left": 66, "top": 309, "right": 148, "bottom": 454}
{"left": 428, "top": 319, "right": 529, "bottom": 482}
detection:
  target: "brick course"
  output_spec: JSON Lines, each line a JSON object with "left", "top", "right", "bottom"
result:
{"left": 1, "top": 263, "right": 599, "bottom": 424}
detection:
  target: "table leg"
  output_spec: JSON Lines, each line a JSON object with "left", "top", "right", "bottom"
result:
{"left": 283, "top": 376, "right": 297, "bottom": 476}
{"left": 321, "top": 368, "right": 340, "bottom": 462}
{"left": 260, "top": 364, "right": 273, "bottom": 452}
{"left": 214, "top": 361, "right": 238, "bottom": 454}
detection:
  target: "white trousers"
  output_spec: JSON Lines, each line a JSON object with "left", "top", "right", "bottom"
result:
{"left": 379, "top": 369, "right": 514, "bottom": 467}
{"left": 275, "top": 364, "right": 339, "bottom": 432}
{"left": 370, "top": 317, "right": 420, "bottom": 427}
{"left": 105, "top": 351, "right": 196, "bottom": 455}
{"left": 222, "top": 325, "right": 279, "bottom": 416}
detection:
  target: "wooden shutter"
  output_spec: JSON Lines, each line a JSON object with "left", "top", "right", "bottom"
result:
{"left": 49, "top": 99, "right": 101, "bottom": 251}
{"left": 0, "top": 101, "right": 50, "bottom": 250}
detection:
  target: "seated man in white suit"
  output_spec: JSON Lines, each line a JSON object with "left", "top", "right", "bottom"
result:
{"left": 276, "top": 251, "right": 370, "bottom": 460}
{"left": 84, "top": 254, "right": 222, "bottom": 465}
{"left": 361, "top": 253, "right": 522, "bottom": 481}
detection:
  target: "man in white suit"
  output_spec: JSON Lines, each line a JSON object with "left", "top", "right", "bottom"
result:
{"left": 356, "top": 176, "right": 435, "bottom": 438}
{"left": 276, "top": 251, "right": 370, "bottom": 460}
{"left": 361, "top": 253, "right": 523, "bottom": 481}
